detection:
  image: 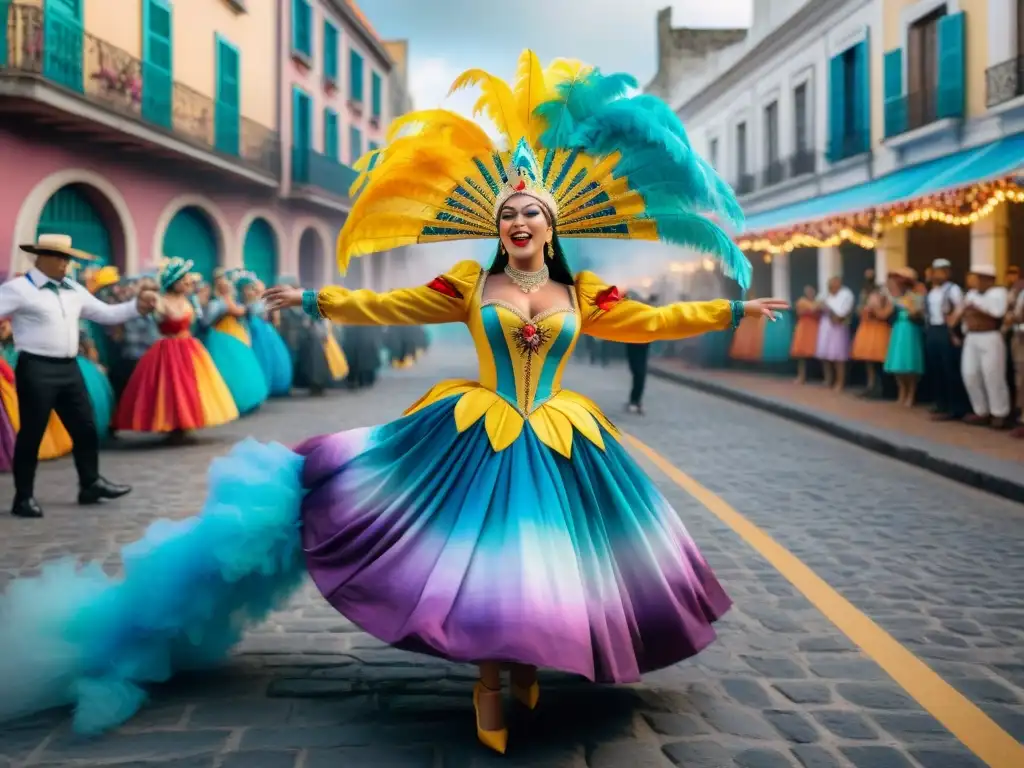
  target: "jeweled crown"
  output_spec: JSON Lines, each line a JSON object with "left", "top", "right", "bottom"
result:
{"left": 493, "top": 138, "right": 558, "bottom": 219}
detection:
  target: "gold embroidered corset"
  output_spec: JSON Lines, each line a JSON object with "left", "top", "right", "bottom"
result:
{"left": 313, "top": 260, "right": 734, "bottom": 457}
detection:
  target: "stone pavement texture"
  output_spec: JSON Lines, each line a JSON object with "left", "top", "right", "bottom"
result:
{"left": 1, "top": 352, "right": 1023, "bottom": 767}
{"left": 650, "top": 360, "right": 1024, "bottom": 503}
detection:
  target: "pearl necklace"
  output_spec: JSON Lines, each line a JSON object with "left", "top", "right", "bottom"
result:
{"left": 504, "top": 263, "right": 550, "bottom": 294}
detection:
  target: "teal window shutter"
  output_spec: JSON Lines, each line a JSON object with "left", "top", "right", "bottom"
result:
{"left": 349, "top": 49, "right": 364, "bottom": 102}
{"left": 292, "top": 86, "right": 311, "bottom": 181}
{"left": 853, "top": 40, "right": 870, "bottom": 154}
{"left": 42, "top": 0, "right": 84, "bottom": 92}
{"left": 827, "top": 53, "right": 846, "bottom": 161}
{"left": 291, "top": 0, "right": 311, "bottom": 58}
{"left": 323, "top": 21, "right": 338, "bottom": 83}
{"left": 142, "top": 0, "right": 173, "bottom": 128}
{"left": 937, "top": 12, "right": 965, "bottom": 119}
{"left": 323, "top": 109, "right": 339, "bottom": 159}
{"left": 371, "top": 71, "right": 382, "bottom": 118}
{"left": 883, "top": 48, "right": 906, "bottom": 137}
{"left": 349, "top": 125, "right": 362, "bottom": 164}
{"left": 214, "top": 35, "right": 240, "bottom": 156}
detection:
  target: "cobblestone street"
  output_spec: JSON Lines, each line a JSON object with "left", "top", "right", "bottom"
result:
{"left": 1, "top": 352, "right": 1022, "bottom": 767}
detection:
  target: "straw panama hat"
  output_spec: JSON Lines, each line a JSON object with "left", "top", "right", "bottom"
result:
{"left": 19, "top": 233, "right": 97, "bottom": 261}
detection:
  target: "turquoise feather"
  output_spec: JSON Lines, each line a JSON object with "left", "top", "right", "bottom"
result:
{"left": 534, "top": 69, "right": 750, "bottom": 290}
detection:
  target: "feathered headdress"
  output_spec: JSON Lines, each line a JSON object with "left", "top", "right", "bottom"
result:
{"left": 158, "top": 257, "right": 194, "bottom": 293}
{"left": 338, "top": 50, "right": 750, "bottom": 290}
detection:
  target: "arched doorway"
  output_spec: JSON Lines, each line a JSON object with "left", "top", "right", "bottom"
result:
{"left": 298, "top": 228, "right": 322, "bottom": 288}
{"left": 163, "top": 206, "right": 219, "bottom": 281}
{"left": 242, "top": 217, "right": 278, "bottom": 285}
{"left": 36, "top": 184, "right": 116, "bottom": 266}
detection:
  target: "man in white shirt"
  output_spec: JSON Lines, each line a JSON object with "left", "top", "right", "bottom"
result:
{"left": 952, "top": 265, "right": 1011, "bottom": 428}
{"left": 0, "top": 234, "right": 158, "bottom": 519}
{"left": 924, "top": 258, "right": 969, "bottom": 420}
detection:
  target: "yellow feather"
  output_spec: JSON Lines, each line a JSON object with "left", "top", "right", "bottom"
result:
{"left": 513, "top": 50, "right": 549, "bottom": 144}
{"left": 386, "top": 109, "right": 495, "bottom": 155}
{"left": 448, "top": 67, "right": 525, "bottom": 144}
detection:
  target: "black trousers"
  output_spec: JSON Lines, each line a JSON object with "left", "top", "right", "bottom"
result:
{"left": 13, "top": 352, "right": 99, "bottom": 500}
{"left": 924, "top": 326, "right": 969, "bottom": 418}
{"left": 626, "top": 343, "right": 650, "bottom": 406}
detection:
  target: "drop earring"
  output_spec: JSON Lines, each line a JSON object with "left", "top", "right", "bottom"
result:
{"left": 545, "top": 242, "right": 553, "bottom": 259}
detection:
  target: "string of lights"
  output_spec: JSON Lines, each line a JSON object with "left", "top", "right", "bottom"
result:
{"left": 736, "top": 179, "right": 1024, "bottom": 254}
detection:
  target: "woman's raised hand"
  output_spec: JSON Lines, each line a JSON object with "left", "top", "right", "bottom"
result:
{"left": 743, "top": 298, "right": 789, "bottom": 322}
{"left": 263, "top": 285, "right": 305, "bottom": 312}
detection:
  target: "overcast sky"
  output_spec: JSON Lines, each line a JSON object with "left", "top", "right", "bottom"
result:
{"left": 356, "top": 0, "right": 754, "bottom": 286}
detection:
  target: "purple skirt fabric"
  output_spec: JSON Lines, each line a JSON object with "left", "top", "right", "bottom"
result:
{"left": 294, "top": 396, "right": 731, "bottom": 684}
{"left": 0, "top": 389, "right": 14, "bottom": 472}
{"left": 816, "top": 319, "right": 851, "bottom": 361}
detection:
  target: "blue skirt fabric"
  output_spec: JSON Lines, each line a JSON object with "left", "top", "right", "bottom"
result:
{"left": 760, "top": 311, "right": 793, "bottom": 363}
{"left": 203, "top": 329, "right": 269, "bottom": 415}
{"left": 77, "top": 357, "right": 115, "bottom": 440}
{"left": 249, "top": 317, "right": 293, "bottom": 397}
{"left": 884, "top": 309, "right": 925, "bottom": 375}
{"left": 0, "top": 394, "right": 730, "bottom": 735}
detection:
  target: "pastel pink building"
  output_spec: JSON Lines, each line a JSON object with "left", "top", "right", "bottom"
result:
{"left": 0, "top": 0, "right": 405, "bottom": 289}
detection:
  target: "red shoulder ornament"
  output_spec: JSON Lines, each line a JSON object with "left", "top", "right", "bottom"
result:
{"left": 595, "top": 285, "right": 624, "bottom": 312}
{"left": 426, "top": 275, "right": 463, "bottom": 299}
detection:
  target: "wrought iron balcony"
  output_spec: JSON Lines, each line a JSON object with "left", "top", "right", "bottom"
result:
{"left": 761, "top": 160, "right": 784, "bottom": 188}
{"left": 789, "top": 148, "right": 816, "bottom": 177}
{"left": 734, "top": 173, "right": 755, "bottom": 196}
{"left": 0, "top": 3, "right": 279, "bottom": 178}
{"left": 986, "top": 56, "right": 1024, "bottom": 108}
{"left": 827, "top": 130, "right": 869, "bottom": 163}
{"left": 292, "top": 147, "right": 359, "bottom": 201}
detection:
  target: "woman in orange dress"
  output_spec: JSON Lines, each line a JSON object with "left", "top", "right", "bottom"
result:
{"left": 790, "top": 285, "right": 821, "bottom": 384}
{"left": 113, "top": 257, "right": 238, "bottom": 441}
{"left": 850, "top": 279, "right": 892, "bottom": 397}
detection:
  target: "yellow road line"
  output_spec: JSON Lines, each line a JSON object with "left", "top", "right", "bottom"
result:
{"left": 624, "top": 433, "right": 1024, "bottom": 768}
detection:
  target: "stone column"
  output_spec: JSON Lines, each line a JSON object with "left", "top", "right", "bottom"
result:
{"left": 970, "top": 204, "right": 1009, "bottom": 280}
{"left": 817, "top": 246, "right": 841, "bottom": 293}
{"left": 874, "top": 227, "right": 907, "bottom": 283}
{"left": 770, "top": 251, "right": 790, "bottom": 302}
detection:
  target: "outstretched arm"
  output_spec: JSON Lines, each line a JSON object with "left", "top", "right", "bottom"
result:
{"left": 268, "top": 260, "right": 481, "bottom": 326}
{"left": 576, "top": 271, "right": 785, "bottom": 343}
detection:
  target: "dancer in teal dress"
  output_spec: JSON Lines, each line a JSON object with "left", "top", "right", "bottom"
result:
{"left": 882, "top": 268, "right": 926, "bottom": 407}
{"left": 200, "top": 270, "right": 269, "bottom": 414}
{"left": 235, "top": 271, "right": 293, "bottom": 397}
{"left": 0, "top": 52, "right": 788, "bottom": 754}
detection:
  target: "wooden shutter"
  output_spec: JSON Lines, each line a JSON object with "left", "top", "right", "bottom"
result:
{"left": 883, "top": 48, "right": 906, "bottom": 137}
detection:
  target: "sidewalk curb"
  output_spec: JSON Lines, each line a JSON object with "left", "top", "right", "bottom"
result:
{"left": 650, "top": 365, "right": 1024, "bottom": 505}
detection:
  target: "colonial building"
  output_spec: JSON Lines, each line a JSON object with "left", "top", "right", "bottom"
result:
{"left": 0, "top": 0, "right": 410, "bottom": 288}
{"left": 646, "top": 0, "right": 1024, "bottom": 303}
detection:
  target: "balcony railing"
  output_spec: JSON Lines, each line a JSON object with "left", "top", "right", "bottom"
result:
{"left": 734, "top": 173, "right": 755, "bottom": 196}
{"left": 827, "top": 130, "right": 869, "bottom": 163}
{"left": 986, "top": 56, "right": 1024, "bottom": 108}
{"left": 1, "top": 3, "right": 279, "bottom": 177}
{"left": 292, "top": 147, "right": 359, "bottom": 200}
{"left": 761, "top": 159, "right": 784, "bottom": 188}
{"left": 789, "top": 148, "right": 816, "bottom": 177}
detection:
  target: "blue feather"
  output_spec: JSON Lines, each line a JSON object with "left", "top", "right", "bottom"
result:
{"left": 645, "top": 210, "right": 752, "bottom": 291}
{"left": 536, "top": 70, "right": 637, "bottom": 148}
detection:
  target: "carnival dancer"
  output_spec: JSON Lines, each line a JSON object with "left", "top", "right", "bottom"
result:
{"left": 201, "top": 269, "right": 269, "bottom": 414}
{"left": 113, "top": 258, "right": 238, "bottom": 439}
{"left": 276, "top": 277, "right": 348, "bottom": 394}
{"left": 0, "top": 234, "right": 157, "bottom": 518}
{"left": 0, "top": 54, "right": 786, "bottom": 752}
{"left": 237, "top": 272, "right": 294, "bottom": 397}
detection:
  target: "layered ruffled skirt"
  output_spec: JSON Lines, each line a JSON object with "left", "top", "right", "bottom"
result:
{"left": 0, "top": 356, "right": 78, "bottom": 461}
{"left": 203, "top": 318, "right": 269, "bottom": 414}
{"left": 0, "top": 390, "right": 730, "bottom": 733}
{"left": 114, "top": 336, "right": 238, "bottom": 433}
{"left": 249, "top": 316, "right": 293, "bottom": 397}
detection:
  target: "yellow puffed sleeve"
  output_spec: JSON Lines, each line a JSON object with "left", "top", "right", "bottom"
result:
{"left": 315, "top": 260, "right": 481, "bottom": 326}
{"left": 575, "top": 271, "right": 736, "bottom": 343}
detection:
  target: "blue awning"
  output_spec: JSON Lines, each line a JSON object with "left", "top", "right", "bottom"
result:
{"left": 742, "top": 132, "right": 1024, "bottom": 234}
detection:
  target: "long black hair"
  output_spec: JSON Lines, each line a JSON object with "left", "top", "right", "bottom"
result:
{"left": 487, "top": 204, "right": 575, "bottom": 285}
